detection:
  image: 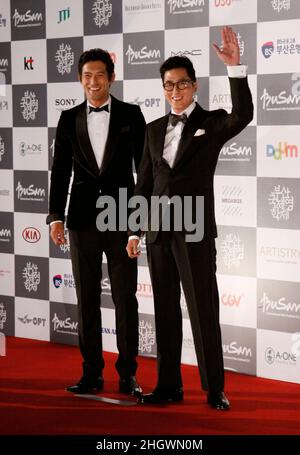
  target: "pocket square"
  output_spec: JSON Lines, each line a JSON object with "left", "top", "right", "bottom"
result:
{"left": 194, "top": 129, "right": 205, "bottom": 136}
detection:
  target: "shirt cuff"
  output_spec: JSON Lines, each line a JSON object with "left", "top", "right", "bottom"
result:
{"left": 227, "top": 65, "right": 247, "bottom": 78}
{"left": 50, "top": 220, "right": 64, "bottom": 226}
{"left": 129, "top": 235, "right": 140, "bottom": 241}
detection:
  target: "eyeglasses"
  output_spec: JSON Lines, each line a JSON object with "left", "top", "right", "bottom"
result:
{"left": 163, "top": 79, "right": 193, "bottom": 91}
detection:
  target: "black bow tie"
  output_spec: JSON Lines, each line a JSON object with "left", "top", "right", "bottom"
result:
{"left": 89, "top": 104, "right": 109, "bottom": 114}
{"left": 169, "top": 112, "right": 187, "bottom": 127}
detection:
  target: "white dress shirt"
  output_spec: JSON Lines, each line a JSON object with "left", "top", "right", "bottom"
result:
{"left": 87, "top": 96, "right": 111, "bottom": 169}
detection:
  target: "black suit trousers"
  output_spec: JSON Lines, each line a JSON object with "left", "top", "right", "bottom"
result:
{"left": 69, "top": 226, "right": 139, "bottom": 379}
{"left": 147, "top": 232, "right": 224, "bottom": 393}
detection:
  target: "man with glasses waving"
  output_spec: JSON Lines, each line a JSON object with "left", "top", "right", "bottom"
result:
{"left": 126, "top": 27, "right": 253, "bottom": 410}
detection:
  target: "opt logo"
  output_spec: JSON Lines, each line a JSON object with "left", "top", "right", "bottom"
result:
{"left": 53, "top": 274, "right": 62, "bottom": 288}
{"left": 22, "top": 227, "right": 41, "bottom": 243}
{"left": 262, "top": 41, "right": 274, "bottom": 59}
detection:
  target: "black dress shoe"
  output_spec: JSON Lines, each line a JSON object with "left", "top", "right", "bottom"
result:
{"left": 119, "top": 376, "right": 142, "bottom": 396}
{"left": 66, "top": 376, "right": 104, "bottom": 394}
{"left": 207, "top": 391, "right": 230, "bottom": 410}
{"left": 138, "top": 388, "right": 184, "bottom": 404}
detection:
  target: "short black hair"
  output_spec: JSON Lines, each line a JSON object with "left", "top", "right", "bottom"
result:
{"left": 160, "top": 56, "right": 196, "bottom": 82}
{"left": 78, "top": 48, "right": 114, "bottom": 80}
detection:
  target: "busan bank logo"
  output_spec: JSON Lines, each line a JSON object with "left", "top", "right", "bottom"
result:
{"left": 265, "top": 346, "right": 296, "bottom": 365}
{"left": 266, "top": 142, "right": 298, "bottom": 160}
{"left": 125, "top": 44, "right": 160, "bottom": 65}
{"left": 269, "top": 184, "right": 293, "bottom": 221}
{"left": 167, "top": 0, "right": 205, "bottom": 14}
{"left": 262, "top": 41, "right": 274, "bottom": 59}
{"left": 92, "top": 0, "right": 112, "bottom": 28}
{"left": 53, "top": 274, "right": 62, "bottom": 288}
{"left": 12, "top": 8, "right": 43, "bottom": 28}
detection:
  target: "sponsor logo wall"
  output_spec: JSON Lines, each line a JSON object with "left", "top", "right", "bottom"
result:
{"left": 0, "top": 0, "right": 299, "bottom": 383}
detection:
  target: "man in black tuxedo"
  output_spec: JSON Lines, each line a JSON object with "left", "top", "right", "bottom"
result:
{"left": 127, "top": 27, "right": 253, "bottom": 409}
{"left": 47, "top": 49, "right": 146, "bottom": 395}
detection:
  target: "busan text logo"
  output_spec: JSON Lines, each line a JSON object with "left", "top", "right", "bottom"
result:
{"left": 92, "top": 0, "right": 112, "bottom": 28}
{"left": 260, "top": 73, "right": 300, "bottom": 111}
{"left": 22, "top": 262, "right": 40, "bottom": 292}
{"left": 126, "top": 44, "right": 160, "bottom": 65}
{"left": 130, "top": 97, "right": 161, "bottom": 108}
{"left": 58, "top": 7, "right": 70, "bottom": 24}
{"left": 220, "top": 141, "right": 252, "bottom": 162}
{"left": 0, "top": 136, "right": 5, "bottom": 162}
{"left": 53, "top": 274, "right": 62, "bottom": 288}
{"left": 0, "top": 303, "right": 7, "bottom": 330}
{"left": 0, "top": 228, "right": 11, "bottom": 242}
{"left": 223, "top": 341, "right": 252, "bottom": 359}
{"left": 259, "top": 292, "right": 300, "bottom": 318}
{"left": 52, "top": 313, "right": 78, "bottom": 334}
{"left": 262, "top": 41, "right": 274, "bottom": 59}
{"left": 22, "top": 227, "right": 41, "bottom": 244}
{"left": 0, "top": 13, "right": 7, "bottom": 28}
{"left": 55, "top": 43, "right": 74, "bottom": 75}
{"left": 16, "top": 182, "right": 45, "bottom": 202}
{"left": 20, "top": 91, "right": 38, "bottom": 122}
{"left": 265, "top": 347, "right": 296, "bottom": 365}
{"left": 19, "top": 142, "right": 42, "bottom": 157}
{"left": 269, "top": 185, "right": 293, "bottom": 221}
{"left": 12, "top": 9, "right": 43, "bottom": 28}
{"left": 266, "top": 142, "right": 298, "bottom": 160}
{"left": 139, "top": 319, "right": 155, "bottom": 354}
{"left": 220, "top": 233, "right": 244, "bottom": 269}
{"left": 168, "top": 0, "right": 205, "bottom": 14}
{"left": 271, "top": 0, "right": 291, "bottom": 13}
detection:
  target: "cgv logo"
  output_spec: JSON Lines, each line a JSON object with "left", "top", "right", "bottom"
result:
{"left": 221, "top": 293, "right": 243, "bottom": 307}
{"left": 266, "top": 142, "right": 298, "bottom": 160}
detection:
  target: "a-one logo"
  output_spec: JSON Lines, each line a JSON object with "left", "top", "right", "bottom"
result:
{"left": 220, "top": 233, "right": 244, "bottom": 268}
{"left": 20, "top": 91, "right": 38, "bottom": 122}
{"left": 167, "top": 0, "right": 205, "bottom": 14}
{"left": 0, "top": 228, "right": 11, "bottom": 241}
{"left": 220, "top": 142, "right": 252, "bottom": 160}
{"left": 19, "top": 142, "right": 42, "bottom": 157}
{"left": 265, "top": 346, "right": 296, "bottom": 365}
{"left": 92, "top": 0, "right": 112, "bottom": 28}
{"left": 22, "top": 227, "right": 41, "bottom": 243}
{"left": 16, "top": 182, "right": 45, "bottom": 201}
{"left": 170, "top": 49, "right": 202, "bottom": 57}
{"left": 52, "top": 313, "right": 78, "bottom": 333}
{"left": 266, "top": 142, "right": 298, "bottom": 160}
{"left": 18, "top": 314, "right": 46, "bottom": 326}
{"left": 138, "top": 319, "right": 155, "bottom": 353}
{"left": 12, "top": 8, "right": 43, "bottom": 28}
{"left": 58, "top": 7, "right": 70, "bottom": 24}
{"left": 0, "top": 303, "right": 7, "bottom": 330}
{"left": 55, "top": 43, "right": 74, "bottom": 75}
{"left": 0, "top": 13, "right": 7, "bottom": 27}
{"left": 271, "top": 0, "right": 291, "bottom": 13}
{"left": 221, "top": 293, "right": 243, "bottom": 307}
{"left": 0, "top": 136, "right": 5, "bottom": 162}
{"left": 262, "top": 41, "right": 274, "bottom": 59}
{"left": 53, "top": 274, "right": 62, "bottom": 288}
{"left": 125, "top": 44, "right": 160, "bottom": 65}
{"left": 259, "top": 291, "right": 300, "bottom": 315}
{"left": 260, "top": 73, "right": 300, "bottom": 111}
{"left": 269, "top": 185, "right": 294, "bottom": 221}
{"left": 130, "top": 97, "right": 161, "bottom": 108}
{"left": 24, "top": 56, "right": 34, "bottom": 70}
{"left": 223, "top": 341, "right": 252, "bottom": 358}
{"left": 22, "top": 262, "right": 41, "bottom": 292}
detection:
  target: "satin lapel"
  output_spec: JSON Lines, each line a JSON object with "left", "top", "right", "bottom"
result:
{"left": 99, "top": 96, "right": 121, "bottom": 175}
{"left": 172, "top": 104, "right": 207, "bottom": 170}
{"left": 75, "top": 101, "right": 99, "bottom": 175}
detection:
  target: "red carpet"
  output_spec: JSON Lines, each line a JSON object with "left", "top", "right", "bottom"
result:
{"left": 0, "top": 337, "right": 300, "bottom": 435}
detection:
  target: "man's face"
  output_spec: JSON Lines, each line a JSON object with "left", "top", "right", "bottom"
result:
{"left": 163, "top": 67, "right": 197, "bottom": 114}
{"left": 80, "top": 60, "right": 115, "bottom": 107}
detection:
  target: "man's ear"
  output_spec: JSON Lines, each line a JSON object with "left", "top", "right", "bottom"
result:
{"left": 109, "top": 72, "right": 116, "bottom": 86}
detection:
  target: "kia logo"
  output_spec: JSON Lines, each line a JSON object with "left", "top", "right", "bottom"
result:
{"left": 22, "top": 227, "right": 41, "bottom": 243}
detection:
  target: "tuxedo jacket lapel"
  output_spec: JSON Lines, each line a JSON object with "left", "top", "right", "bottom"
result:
{"left": 75, "top": 101, "right": 100, "bottom": 176}
{"left": 99, "top": 95, "right": 121, "bottom": 175}
{"left": 150, "top": 115, "right": 169, "bottom": 162}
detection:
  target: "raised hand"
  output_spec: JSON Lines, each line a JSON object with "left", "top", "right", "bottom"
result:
{"left": 212, "top": 26, "right": 240, "bottom": 66}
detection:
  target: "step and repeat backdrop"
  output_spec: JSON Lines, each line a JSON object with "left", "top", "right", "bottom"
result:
{"left": 0, "top": 0, "right": 300, "bottom": 383}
